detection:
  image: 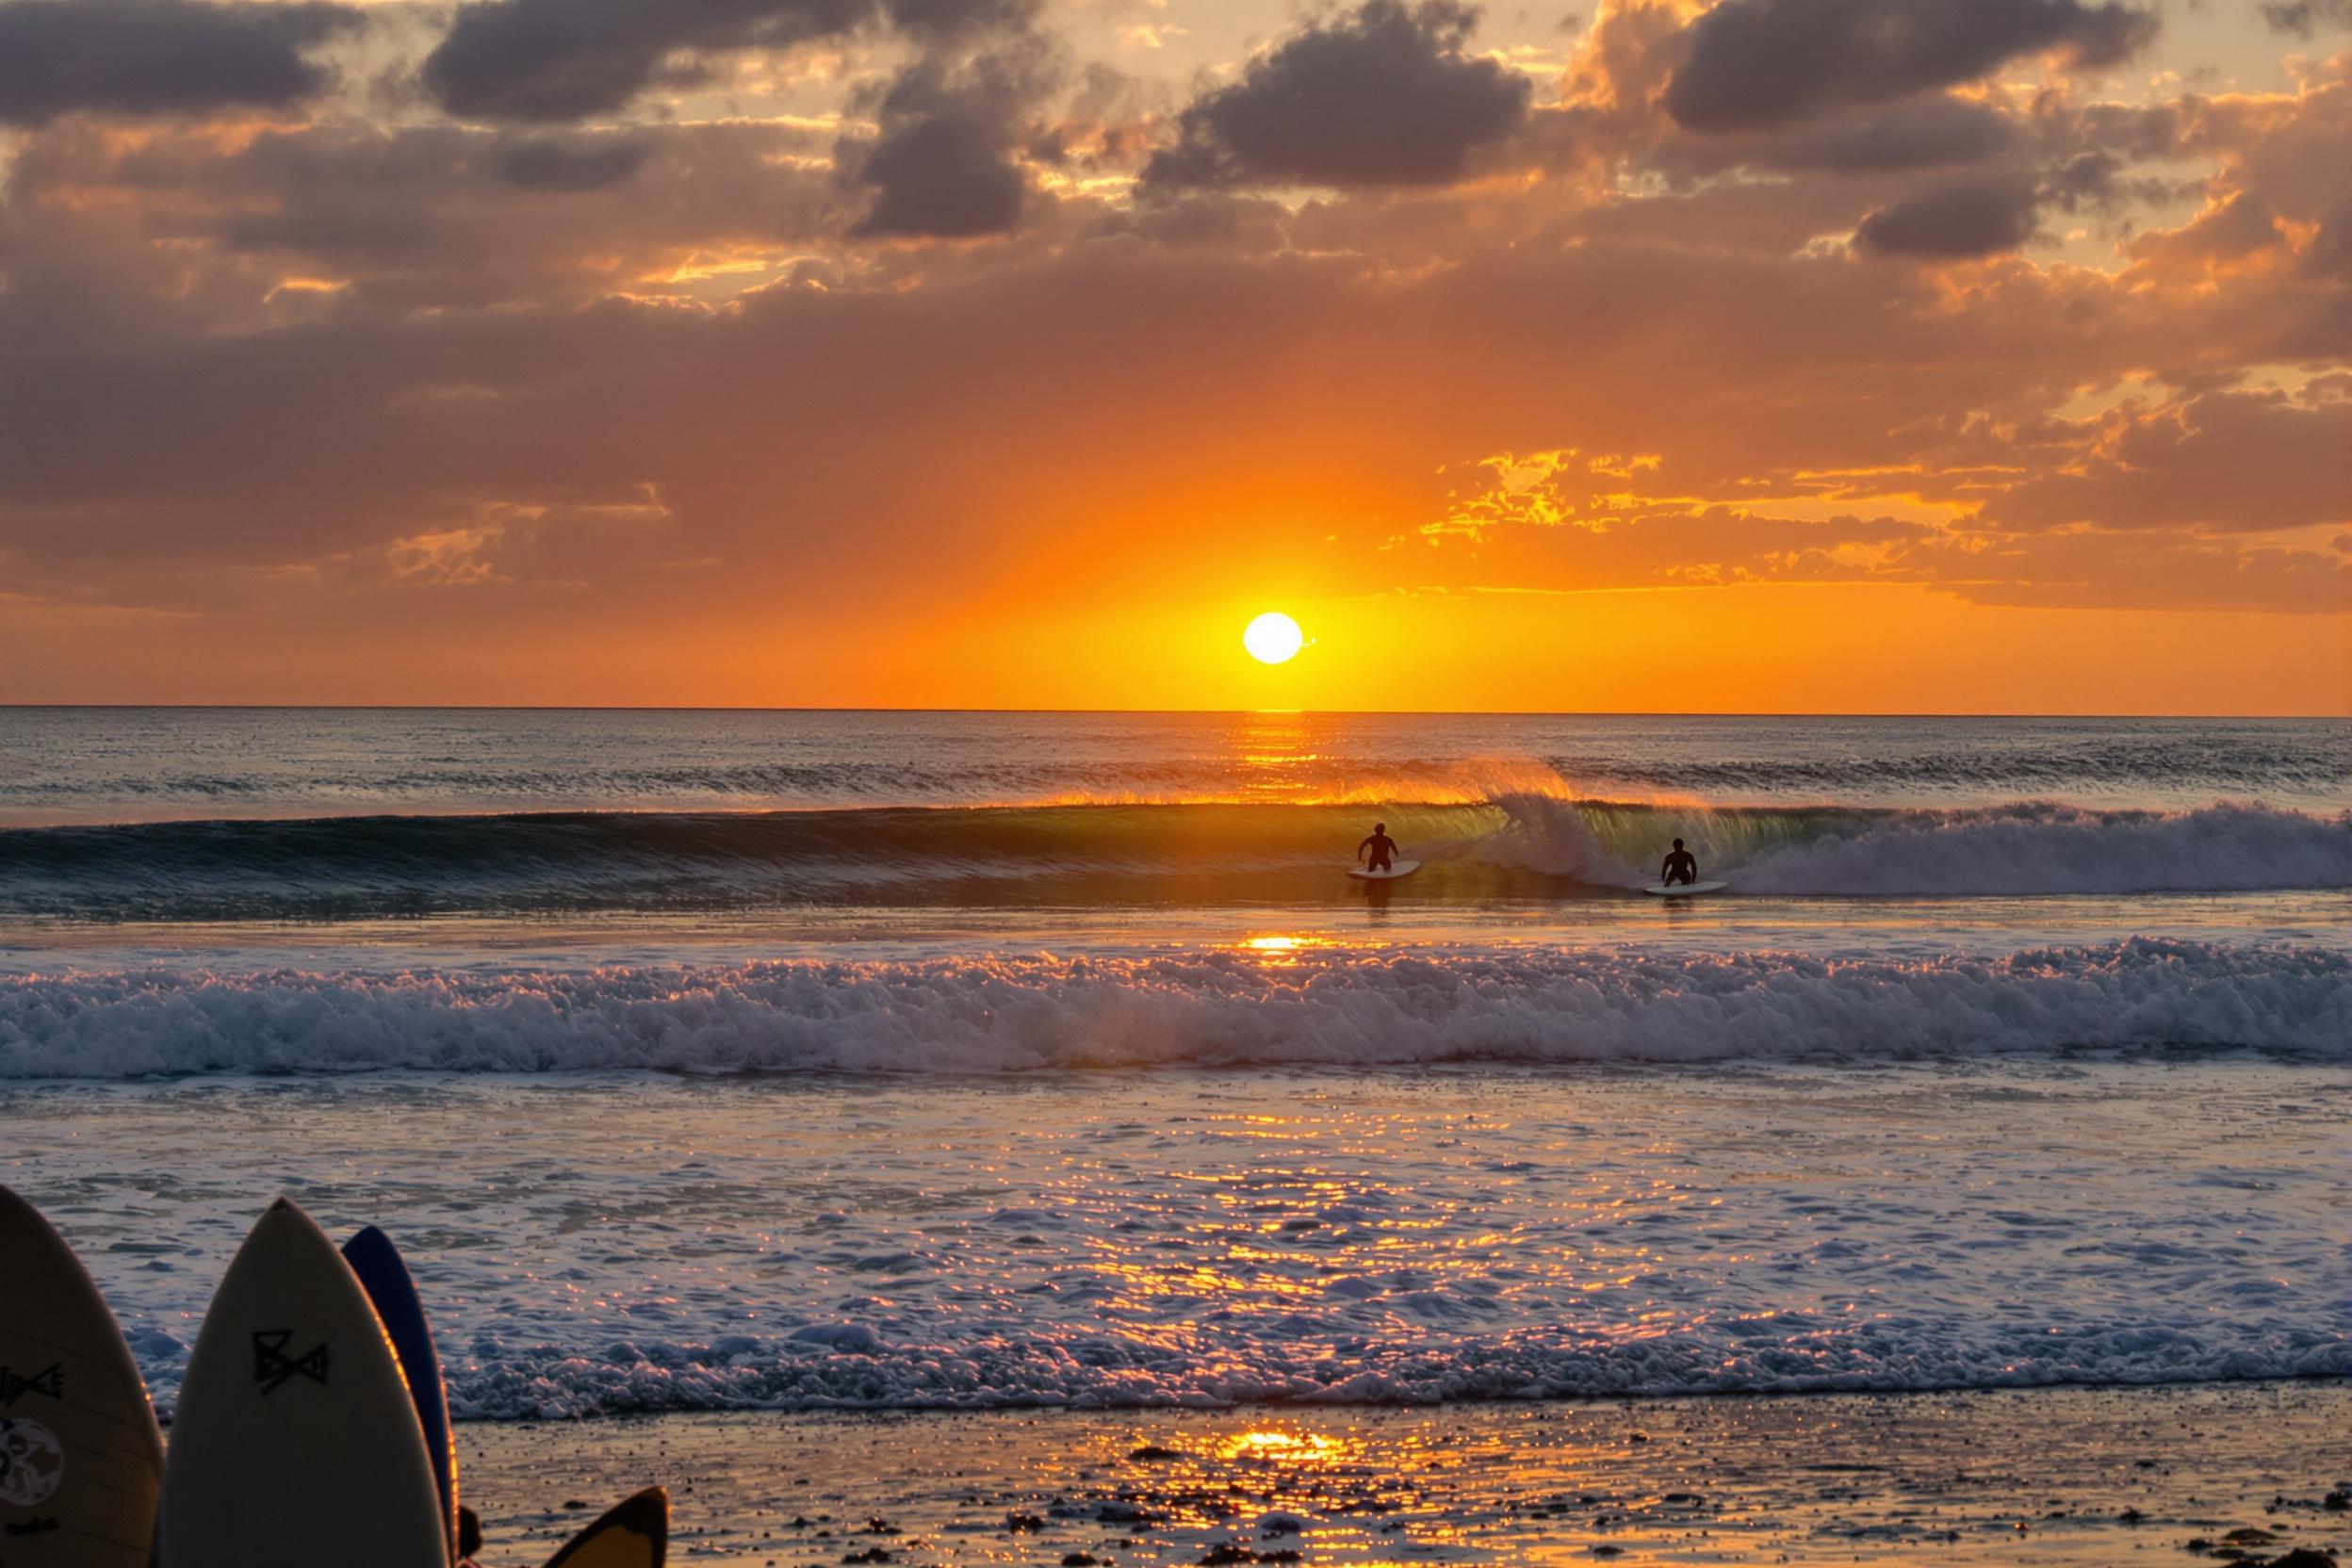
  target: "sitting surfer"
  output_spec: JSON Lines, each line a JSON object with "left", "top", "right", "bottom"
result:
{"left": 1358, "top": 822, "right": 1398, "bottom": 873}
{"left": 1659, "top": 838, "right": 1698, "bottom": 887}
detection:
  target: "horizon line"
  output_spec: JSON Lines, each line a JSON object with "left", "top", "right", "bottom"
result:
{"left": 1, "top": 704, "right": 2345, "bottom": 721}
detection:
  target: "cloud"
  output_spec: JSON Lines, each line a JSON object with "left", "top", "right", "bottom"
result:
{"left": 1745, "top": 92, "right": 2019, "bottom": 172}
{"left": 493, "top": 135, "right": 654, "bottom": 191}
{"left": 1979, "top": 389, "right": 2352, "bottom": 534}
{"left": 420, "top": 0, "right": 1030, "bottom": 122}
{"left": 0, "top": 0, "right": 362, "bottom": 126}
{"left": 1899, "top": 528, "right": 2351, "bottom": 612}
{"left": 1855, "top": 175, "right": 2039, "bottom": 256}
{"left": 842, "top": 46, "right": 1054, "bottom": 237}
{"left": 2260, "top": 0, "right": 2352, "bottom": 36}
{"left": 1139, "top": 0, "right": 1531, "bottom": 192}
{"left": 0, "top": 118, "right": 839, "bottom": 315}
{"left": 1663, "top": 0, "right": 2156, "bottom": 134}
{"left": 0, "top": 5, "right": 2341, "bottom": 680}
{"left": 1413, "top": 462, "right": 2350, "bottom": 612}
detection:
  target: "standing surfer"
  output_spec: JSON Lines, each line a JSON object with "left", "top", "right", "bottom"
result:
{"left": 1358, "top": 822, "right": 1398, "bottom": 873}
{"left": 1659, "top": 838, "right": 1698, "bottom": 887}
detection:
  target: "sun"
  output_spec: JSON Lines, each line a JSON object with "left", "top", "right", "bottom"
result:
{"left": 1243, "top": 612, "right": 1305, "bottom": 664}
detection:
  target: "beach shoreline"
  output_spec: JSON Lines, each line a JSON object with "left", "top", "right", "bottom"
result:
{"left": 462, "top": 1380, "right": 2352, "bottom": 1566}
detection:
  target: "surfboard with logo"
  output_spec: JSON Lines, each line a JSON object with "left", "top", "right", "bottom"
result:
{"left": 343, "top": 1225, "right": 458, "bottom": 1555}
{"left": 0, "top": 1184, "right": 165, "bottom": 1568}
{"left": 543, "top": 1488, "right": 668, "bottom": 1568}
{"left": 1348, "top": 859, "right": 1420, "bottom": 881}
{"left": 155, "top": 1198, "right": 447, "bottom": 1568}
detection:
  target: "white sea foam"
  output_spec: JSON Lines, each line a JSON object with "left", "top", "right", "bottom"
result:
{"left": 21, "top": 1056, "right": 2344, "bottom": 1420}
{"left": 3, "top": 938, "right": 2343, "bottom": 1078}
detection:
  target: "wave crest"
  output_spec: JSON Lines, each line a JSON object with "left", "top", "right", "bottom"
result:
{"left": 4, "top": 939, "right": 2343, "bottom": 1078}
{"left": 0, "top": 797, "right": 2343, "bottom": 918}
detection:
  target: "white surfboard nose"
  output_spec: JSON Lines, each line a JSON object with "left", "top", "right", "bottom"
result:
{"left": 0, "top": 1184, "right": 166, "bottom": 1568}
{"left": 156, "top": 1197, "right": 449, "bottom": 1568}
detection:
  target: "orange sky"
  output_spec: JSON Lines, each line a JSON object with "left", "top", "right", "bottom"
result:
{"left": 0, "top": 0, "right": 2344, "bottom": 712}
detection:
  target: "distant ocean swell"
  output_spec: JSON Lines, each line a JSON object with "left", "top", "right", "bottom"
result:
{"left": 10, "top": 727, "right": 2344, "bottom": 819}
{"left": 4, "top": 939, "right": 2343, "bottom": 1077}
{"left": 1, "top": 798, "right": 2344, "bottom": 918}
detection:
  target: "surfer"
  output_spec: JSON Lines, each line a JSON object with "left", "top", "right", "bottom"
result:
{"left": 1659, "top": 838, "right": 1698, "bottom": 887}
{"left": 1358, "top": 822, "right": 1398, "bottom": 873}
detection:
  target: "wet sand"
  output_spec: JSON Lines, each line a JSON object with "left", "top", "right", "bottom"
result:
{"left": 463, "top": 1380, "right": 2350, "bottom": 1566}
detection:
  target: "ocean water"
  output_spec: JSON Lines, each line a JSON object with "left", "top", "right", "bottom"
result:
{"left": 0, "top": 709, "right": 2345, "bottom": 1419}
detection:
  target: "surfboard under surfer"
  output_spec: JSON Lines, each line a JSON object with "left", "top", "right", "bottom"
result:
{"left": 1659, "top": 838, "right": 1699, "bottom": 887}
{"left": 1358, "top": 822, "right": 1398, "bottom": 873}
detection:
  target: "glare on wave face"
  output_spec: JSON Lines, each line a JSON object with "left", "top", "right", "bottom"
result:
{"left": 1243, "top": 612, "right": 1304, "bottom": 664}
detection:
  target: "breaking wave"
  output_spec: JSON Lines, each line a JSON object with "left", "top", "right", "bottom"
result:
{"left": 4, "top": 938, "right": 2344, "bottom": 1078}
{"left": 0, "top": 796, "right": 2343, "bottom": 919}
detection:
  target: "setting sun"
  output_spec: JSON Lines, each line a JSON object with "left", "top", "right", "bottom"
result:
{"left": 1243, "top": 612, "right": 1305, "bottom": 665}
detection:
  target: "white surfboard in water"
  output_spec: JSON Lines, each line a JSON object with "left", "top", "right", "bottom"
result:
{"left": 1642, "top": 880, "right": 1728, "bottom": 897}
{"left": 156, "top": 1198, "right": 448, "bottom": 1568}
{"left": 0, "top": 1184, "right": 165, "bottom": 1568}
{"left": 1348, "top": 859, "right": 1421, "bottom": 880}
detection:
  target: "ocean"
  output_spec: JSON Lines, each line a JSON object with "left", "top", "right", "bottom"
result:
{"left": 2, "top": 708, "right": 2346, "bottom": 1429}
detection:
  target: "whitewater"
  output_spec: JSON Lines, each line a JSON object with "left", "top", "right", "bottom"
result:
{"left": 1, "top": 709, "right": 2345, "bottom": 1419}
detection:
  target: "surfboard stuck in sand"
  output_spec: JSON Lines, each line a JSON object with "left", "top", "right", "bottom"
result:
{"left": 1349, "top": 860, "right": 1420, "bottom": 880}
{"left": 1642, "top": 880, "right": 1728, "bottom": 897}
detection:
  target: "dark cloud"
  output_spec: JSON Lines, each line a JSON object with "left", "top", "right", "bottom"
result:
{"left": 1855, "top": 176, "right": 2039, "bottom": 256}
{"left": 1663, "top": 0, "right": 2157, "bottom": 134}
{"left": 494, "top": 136, "right": 654, "bottom": 190}
{"left": 1763, "top": 93, "right": 2019, "bottom": 171}
{"left": 2260, "top": 0, "right": 2352, "bottom": 35}
{"left": 1639, "top": 91, "right": 2020, "bottom": 189}
{"left": 1139, "top": 0, "right": 1531, "bottom": 193}
{"left": 420, "top": 0, "right": 1030, "bottom": 122}
{"left": 0, "top": 0, "right": 361, "bottom": 126}
{"left": 843, "top": 47, "right": 1051, "bottom": 237}
{"left": 1, "top": 118, "right": 836, "bottom": 314}
{"left": 1980, "top": 390, "right": 2352, "bottom": 534}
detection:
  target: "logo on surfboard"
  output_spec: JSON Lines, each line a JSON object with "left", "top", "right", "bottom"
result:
{"left": 0, "top": 1365, "right": 62, "bottom": 1408}
{"left": 250, "top": 1331, "right": 330, "bottom": 1395}
{"left": 0, "top": 1418, "right": 65, "bottom": 1507}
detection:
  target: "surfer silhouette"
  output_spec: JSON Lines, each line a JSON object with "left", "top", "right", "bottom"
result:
{"left": 1659, "top": 838, "right": 1698, "bottom": 887}
{"left": 1358, "top": 822, "right": 1398, "bottom": 873}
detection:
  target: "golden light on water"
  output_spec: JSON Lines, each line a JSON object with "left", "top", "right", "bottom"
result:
{"left": 1225, "top": 1429, "right": 1347, "bottom": 1464}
